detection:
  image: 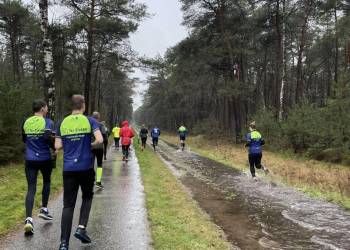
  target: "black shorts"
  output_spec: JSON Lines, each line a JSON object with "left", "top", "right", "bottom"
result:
{"left": 141, "top": 137, "right": 147, "bottom": 143}
{"left": 180, "top": 136, "right": 186, "bottom": 141}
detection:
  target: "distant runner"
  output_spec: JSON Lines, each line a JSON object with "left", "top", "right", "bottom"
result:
{"left": 151, "top": 126, "right": 161, "bottom": 151}
{"left": 119, "top": 120, "right": 134, "bottom": 161}
{"left": 245, "top": 122, "right": 269, "bottom": 180}
{"left": 92, "top": 112, "right": 105, "bottom": 189}
{"left": 101, "top": 121, "right": 109, "bottom": 160}
{"left": 178, "top": 125, "right": 188, "bottom": 151}
{"left": 112, "top": 124, "right": 121, "bottom": 150}
{"left": 22, "top": 99, "right": 55, "bottom": 236}
{"left": 56, "top": 95, "right": 103, "bottom": 250}
{"left": 139, "top": 124, "right": 148, "bottom": 151}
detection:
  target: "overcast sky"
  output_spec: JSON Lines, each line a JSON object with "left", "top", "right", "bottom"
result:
{"left": 130, "top": 0, "right": 188, "bottom": 110}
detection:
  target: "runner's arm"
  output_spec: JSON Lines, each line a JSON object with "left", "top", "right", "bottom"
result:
{"left": 55, "top": 137, "right": 63, "bottom": 150}
{"left": 92, "top": 130, "right": 103, "bottom": 146}
{"left": 260, "top": 138, "right": 265, "bottom": 146}
{"left": 245, "top": 134, "right": 251, "bottom": 147}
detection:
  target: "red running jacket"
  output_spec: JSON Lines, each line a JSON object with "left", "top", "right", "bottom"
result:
{"left": 119, "top": 120, "right": 134, "bottom": 145}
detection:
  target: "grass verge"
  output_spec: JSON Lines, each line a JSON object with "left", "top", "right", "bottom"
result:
{"left": 161, "top": 134, "right": 350, "bottom": 210}
{"left": 135, "top": 143, "right": 231, "bottom": 250}
{"left": 0, "top": 156, "right": 63, "bottom": 237}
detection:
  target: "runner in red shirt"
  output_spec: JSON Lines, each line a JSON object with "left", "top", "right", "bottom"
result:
{"left": 119, "top": 120, "right": 134, "bottom": 161}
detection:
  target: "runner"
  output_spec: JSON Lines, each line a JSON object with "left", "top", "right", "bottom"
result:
{"left": 119, "top": 120, "right": 134, "bottom": 161}
{"left": 245, "top": 122, "right": 269, "bottom": 180}
{"left": 22, "top": 99, "right": 55, "bottom": 236}
{"left": 112, "top": 124, "right": 121, "bottom": 150}
{"left": 139, "top": 124, "right": 148, "bottom": 151}
{"left": 178, "top": 125, "right": 188, "bottom": 151}
{"left": 55, "top": 95, "right": 103, "bottom": 250}
{"left": 151, "top": 126, "right": 161, "bottom": 151}
{"left": 92, "top": 112, "right": 105, "bottom": 188}
{"left": 101, "top": 121, "right": 109, "bottom": 160}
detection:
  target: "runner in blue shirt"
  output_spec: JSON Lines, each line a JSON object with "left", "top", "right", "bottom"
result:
{"left": 245, "top": 122, "right": 269, "bottom": 180}
{"left": 151, "top": 126, "right": 161, "bottom": 151}
{"left": 22, "top": 99, "right": 55, "bottom": 236}
{"left": 55, "top": 95, "right": 103, "bottom": 250}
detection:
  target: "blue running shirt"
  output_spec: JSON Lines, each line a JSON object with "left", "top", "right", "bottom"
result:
{"left": 57, "top": 114, "right": 100, "bottom": 172}
{"left": 23, "top": 116, "right": 54, "bottom": 162}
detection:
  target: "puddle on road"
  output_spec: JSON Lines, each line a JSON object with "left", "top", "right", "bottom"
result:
{"left": 157, "top": 141, "right": 350, "bottom": 250}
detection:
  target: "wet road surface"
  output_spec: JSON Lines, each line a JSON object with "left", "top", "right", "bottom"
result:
{"left": 1, "top": 147, "right": 151, "bottom": 250}
{"left": 155, "top": 140, "right": 350, "bottom": 250}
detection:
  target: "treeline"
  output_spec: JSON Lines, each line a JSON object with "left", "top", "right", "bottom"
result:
{"left": 135, "top": 0, "right": 350, "bottom": 164}
{"left": 0, "top": 0, "right": 146, "bottom": 164}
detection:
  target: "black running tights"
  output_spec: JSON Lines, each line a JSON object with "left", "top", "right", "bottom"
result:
{"left": 25, "top": 161, "right": 52, "bottom": 218}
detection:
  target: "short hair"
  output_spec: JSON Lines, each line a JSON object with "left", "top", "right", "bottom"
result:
{"left": 92, "top": 111, "right": 100, "bottom": 120}
{"left": 33, "top": 99, "right": 47, "bottom": 112}
{"left": 71, "top": 95, "right": 85, "bottom": 110}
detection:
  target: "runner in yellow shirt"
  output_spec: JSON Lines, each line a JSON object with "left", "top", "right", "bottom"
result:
{"left": 112, "top": 125, "right": 121, "bottom": 150}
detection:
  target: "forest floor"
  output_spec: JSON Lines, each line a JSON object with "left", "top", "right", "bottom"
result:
{"left": 161, "top": 134, "right": 350, "bottom": 210}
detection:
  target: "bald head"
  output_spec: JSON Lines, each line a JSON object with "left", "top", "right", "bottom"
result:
{"left": 71, "top": 95, "right": 85, "bottom": 111}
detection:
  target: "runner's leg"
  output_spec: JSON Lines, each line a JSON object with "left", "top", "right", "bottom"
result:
{"left": 122, "top": 145, "right": 126, "bottom": 157}
{"left": 25, "top": 162, "right": 39, "bottom": 218}
{"left": 126, "top": 145, "right": 130, "bottom": 159}
{"left": 116, "top": 138, "right": 120, "bottom": 150}
{"left": 255, "top": 154, "right": 262, "bottom": 169}
{"left": 40, "top": 162, "right": 52, "bottom": 209}
{"left": 95, "top": 149, "right": 104, "bottom": 184}
{"left": 152, "top": 138, "right": 156, "bottom": 150}
{"left": 78, "top": 169, "right": 95, "bottom": 227}
{"left": 61, "top": 172, "right": 79, "bottom": 243}
{"left": 103, "top": 141, "right": 108, "bottom": 159}
{"left": 248, "top": 154, "right": 256, "bottom": 177}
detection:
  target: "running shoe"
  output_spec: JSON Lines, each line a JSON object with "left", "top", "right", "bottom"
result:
{"left": 24, "top": 218, "right": 34, "bottom": 236}
{"left": 74, "top": 227, "right": 91, "bottom": 244}
{"left": 262, "top": 165, "right": 270, "bottom": 174}
{"left": 95, "top": 182, "right": 104, "bottom": 189}
{"left": 39, "top": 208, "right": 53, "bottom": 220}
{"left": 59, "top": 242, "right": 69, "bottom": 250}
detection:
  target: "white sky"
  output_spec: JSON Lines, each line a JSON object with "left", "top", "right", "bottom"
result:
{"left": 130, "top": 0, "right": 188, "bottom": 110}
{"left": 23, "top": 0, "right": 188, "bottom": 110}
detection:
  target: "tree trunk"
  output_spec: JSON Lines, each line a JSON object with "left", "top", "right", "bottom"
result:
{"left": 347, "top": 40, "right": 350, "bottom": 70}
{"left": 279, "top": 0, "right": 287, "bottom": 121}
{"left": 275, "top": 0, "right": 283, "bottom": 115}
{"left": 10, "top": 35, "right": 19, "bottom": 81}
{"left": 334, "top": 7, "right": 338, "bottom": 84}
{"left": 39, "top": 0, "right": 55, "bottom": 119}
{"left": 97, "top": 69, "right": 102, "bottom": 110}
{"left": 295, "top": 0, "right": 312, "bottom": 104}
{"left": 84, "top": 0, "right": 96, "bottom": 115}
{"left": 90, "top": 61, "right": 100, "bottom": 112}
